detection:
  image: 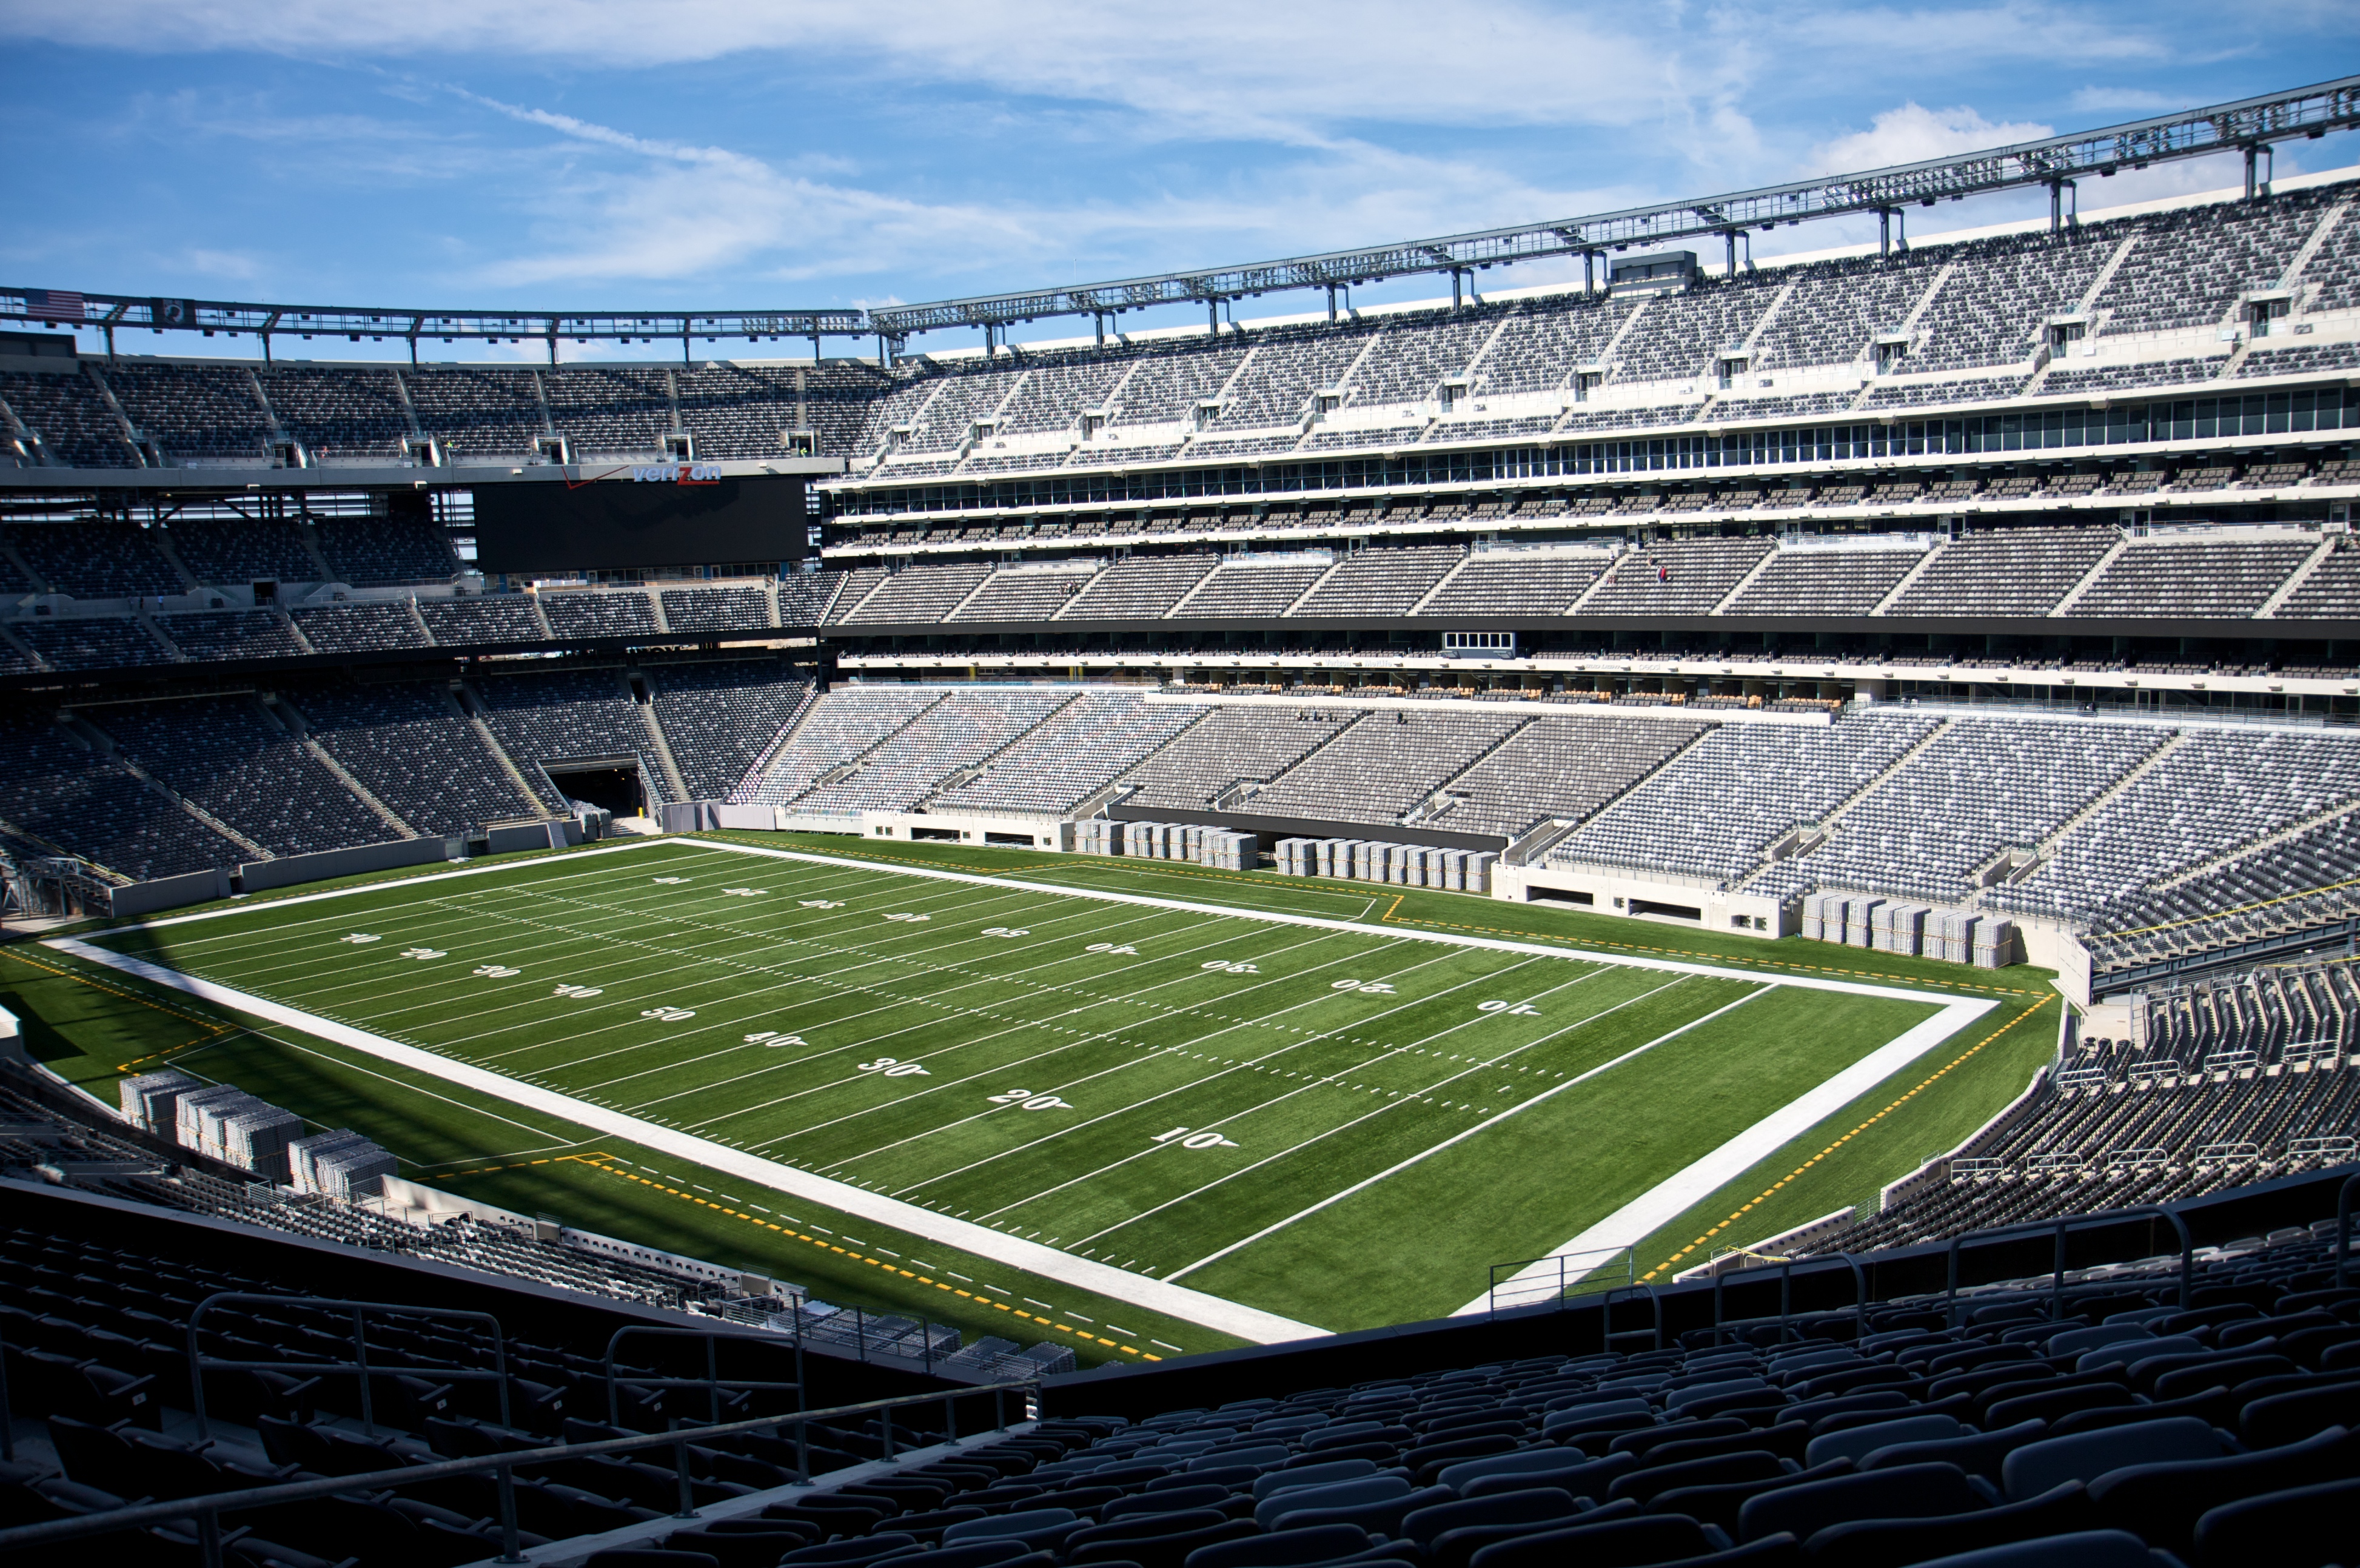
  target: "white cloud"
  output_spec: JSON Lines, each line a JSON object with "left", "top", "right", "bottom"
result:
{"left": 2068, "top": 85, "right": 2188, "bottom": 113}
{"left": 1806, "top": 102, "right": 2055, "bottom": 176}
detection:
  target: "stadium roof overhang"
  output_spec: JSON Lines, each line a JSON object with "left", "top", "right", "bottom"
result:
{"left": 6, "top": 75, "right": 2359, "bottom": 352}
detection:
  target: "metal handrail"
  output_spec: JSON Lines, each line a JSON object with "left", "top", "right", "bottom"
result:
{"left": 1943, "top": 1204, "right": 2193, "bottom": 1326}
{"left": 1709, "top": 1251, "right": 1868, "bottom": 1347}
{"left": 2338, "top": 1171, "right": 2360, "bottom": 1288}
{"left": 602, "top": 1322, "right": 810, "bottom": 1501}
{"left": 1600, "top": 1282, "right": 1663, "bottom": 1352}
{"left": 0, "top": 1378, "right": 1043, "bottom": 1564}
{"left": 186, "top": 1292, "right": 512, "bottom": 1441}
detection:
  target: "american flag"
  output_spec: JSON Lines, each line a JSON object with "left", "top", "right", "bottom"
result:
{"left": 23, "top": 289, "right": 85, "bottom": 323}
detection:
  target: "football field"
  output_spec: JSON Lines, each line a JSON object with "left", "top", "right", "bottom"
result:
{"left": 52, "top": 836, "right": 1997, "bottom": 1344}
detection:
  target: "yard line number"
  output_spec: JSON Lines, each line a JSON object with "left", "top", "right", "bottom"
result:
{"left": 1151, "top": 1126, "right": 1240, "bottom": 1150}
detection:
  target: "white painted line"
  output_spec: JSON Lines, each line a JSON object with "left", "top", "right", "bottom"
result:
{"left": 1452, "top": 996, "right": 1995, "bottom": 1316}
{"left": 674, "top": 840, "right": 1970, "bottom": 1007}
{"left": 45, "top": 935, "right": 1327, "bottom": 1348}
{"left": 1166, "top": 983, "right": 1775, "bottom": 1282}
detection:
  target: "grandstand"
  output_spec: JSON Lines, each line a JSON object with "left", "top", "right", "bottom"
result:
{"left": 4, "top": 82, "right": 2360, "bottom": 1568}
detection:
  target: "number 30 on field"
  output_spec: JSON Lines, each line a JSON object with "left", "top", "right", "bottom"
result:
{"left": 1152, "top": 1126, "right": 1239, "bottom": 1150}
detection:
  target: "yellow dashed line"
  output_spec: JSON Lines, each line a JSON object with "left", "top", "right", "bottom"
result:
{"left": 556, "top": 1155, "right": 1148, "bottom": 1360}
{"left": 1639, "top": 993, "right": 2058, "bottom": 1282}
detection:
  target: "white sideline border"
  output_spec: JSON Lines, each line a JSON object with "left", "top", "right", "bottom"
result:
{"left": 58, "top": 836, "right": 1985, "bottom": 1343}
{"left": 46, "top": 936, "right": 1326, "bottom": 1347}
{"left": 1455, "top": 998, "right": 1994, "bottom": 1316}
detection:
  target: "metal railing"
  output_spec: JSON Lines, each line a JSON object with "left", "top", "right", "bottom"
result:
{"left": 0, "top": 1379, "right": 1042, "bottom": 1568}
{"left": 1943, "top": 1204, "right": 2193, "bottom": 1326}
{"left": 1484, "top": 1245, "right": 1634, "bottom": 1316}
{"left": 1706, "top": 1251, "right": 1868, "bottom": 1348}
{"left": 186, "top": 1292, "right": 514, "bottom": 1441}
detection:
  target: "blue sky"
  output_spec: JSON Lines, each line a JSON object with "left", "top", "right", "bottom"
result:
{"left": 4, "top": 2, "right": 2357, "bottom": 358}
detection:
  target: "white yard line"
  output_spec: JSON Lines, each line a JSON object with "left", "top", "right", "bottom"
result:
{"left": 47, "top": 934, "right": 1327, "bottom": 1347}
{"left": 70, "top": 837, "right": 1991, "bottom": 1344}
{"left": 1450, "top": 997, "right": 1995, "bottom": 1316}
{"left": 1165, "top": 984, "right": 1775, "bottom": 1282}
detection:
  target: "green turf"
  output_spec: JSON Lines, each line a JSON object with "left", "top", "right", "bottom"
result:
{"left": 18, "top": 830, "right": 2029, "bottom": 1348}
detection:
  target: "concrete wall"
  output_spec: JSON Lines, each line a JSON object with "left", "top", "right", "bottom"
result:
{"left": 1493, "top": 860, "right": 1789, "bottom": 937}
{"left": 108, "top": 868, "right": 232, "bottom": 918}
{"left": 484, "top": 820, "right": 578, "bottom": 855}
{"left": 0, "top": 1002, "right": 20, "bottom": 1065}
{"left": 860, "top": 810, "right": 1070, "bottom": 851}
{"left": 240, "top": 837, "right": 459, "bottom": 893}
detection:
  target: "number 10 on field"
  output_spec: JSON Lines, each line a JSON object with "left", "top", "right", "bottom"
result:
{"left": 1152, "top": 1126, "right": 1239, "bottom": 1150}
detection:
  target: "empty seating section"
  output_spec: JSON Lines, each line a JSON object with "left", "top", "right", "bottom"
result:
{"left": 1885, "top": 528, "right": 2117, "bottom": 616}
{"left": 1414, "top": 552, "right": 1607, "bottom": 617}
{"left": 998, "top": 360, "right": 1128, "bottom": 434}
{"left": 823, "top": 566, "right": 891, "bottom": 622}
{"left": 1578, "top": 538, "right": 1772, "bottom": 616}
{"left": 1110, "top": 343, "right": 1251, "bottom": 426}
{"left": 900, "top": 370, "right": 1020, "bottom": 453}
{"left": 94, "top": 695, "right": 393, "bottom": 857}
{"left": 313, "top": 514, "right": 455, "bottom": 584}
{"left": 1753, "top": 719, "right": 2168, "bottom": 906}
{"left": 1862, "top": 374, "right": 2026, "bottom": 407}
{"left": 472, "top": 668, "right": 669, "bottom": 805}
{"left": 951, "top": 565, "right": 1101, "bottom": 622}
{"left": 2065, "top": 537, "right": 2318, "bottom": 618}
{"left": 1914, "top": 231, "right": 2112, "bottom": 370}
{"left": 2091, "top": 191, "right": 2326, "bottom": 336}
{"left": 661, "top": 584, "right": 771, "bottom": 632}
{"left": 1725, "top": 547, "right": 1925, "bottom": 615}
{"left": 1350, "top": 312, "right": 1493, "bottom": 406}
{"left": 2085, "top": 812, "right": 2360, "bottom": 973}
{"left": 417, "top": 595, "right": 543, "bottom": 646}
{"left": 290, "top": 601, "right": 431, "bottom": 653}
{"left": 677, "top": 363, "right": 777, "bottom": 457}
{"left": 1475, "top": 296, "right": 1633, "bottom": 395}
{"left": 401, "top": 368, "right": 543, "bottom": 455}
{"left": 260, "top": 366, "right": 412, "bottom": 457}
{"left": 1830, "top": 1067, "right": 2360, "bottom": 1247}
{"left": 0, "top": 370, "right": 128, "bottom": 466}
{"left": 294, "top": 682, "right": 542, "bottom": 836}
{"left": 1175, "top": 560, "right": 1330, "bottom": 618}
{"left": 0, "top": 710, "right": 247, "bottom": 879}
{"left": 1433, "top": 715, "right": 1706, "bottom": 839}
{"left": 1997, "top": 730, "right": 2360, "bottom": 926}
{"left": 1557, "top": 711, "right": 1937, "bottom": 881}
{"left": 2300, "top": 197, "right": 2360, "bottom": 311}
{"left": 846, "top": 562, "right": 994, "bottom": 624}
{"left": 159, "top": 515, "right": 317, "bottom": 583}
{"left": 929, "top": 692, "right": 1205, "bottom": 813}
{"left": 1059, "top": 555, "right": 1218, "bottom": 620}
{"left": 1212, "top": 325, "right": 1379, "bottom": 431}
{"left": 1117, "top": 706, "right": 1353, "bottom": 811}
{"left": 160, "top": 609, "right": 307, "bottom": 662}
{"left": 1613, "top": 287, "right": 1775, "bottom": 384}
{"left": 9, "top": 520, "right": 184, "bottom": 598}
{"left": 541, "top": 366, "right": 669, "bottom": 454}
{"left": 539, "top": 589, "right": 660, "bottom": 640}
{"left": 1251, "top": 710, "right": 1527, "bottom": 824}
{"left": 1752, "top": 258, "right": 1933, "bottom": 370}
{"left": 1291, "top": 546, "right": 1464, "bottom": 617}
{"left": 2268, "top": 544, "right": 2360, "bottom": 617}
{"left": 106, "top": 365, "right": 273, "bottom": 459}
{"left": 789, "top": 690, "right": 1076, "bottom": 812}
{"left": 737, "top": 686, "right": 944, "bottom": 805}
{"left": 648, "top": 662, "right": 814, "bottom": 800}
{"left": 16, "top": 617, "right": 169, "bottom": 670}
{"left": 776, "top": 570, "right": 849, "bottom": 626}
